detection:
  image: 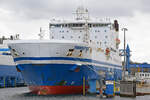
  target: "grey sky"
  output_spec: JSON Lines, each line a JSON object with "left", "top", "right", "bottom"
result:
{"left": 0, "top": 0, "right": 150, "bottom": 63}
{"left": 0, "top": 0, "right": 147, "bottom": 19}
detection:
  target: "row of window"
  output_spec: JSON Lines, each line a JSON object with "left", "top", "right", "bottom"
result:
{"left": 58, "top": 30, "right": 107, "bottom": 33}
{"left": 50, "top": 23, "right": 109, "bottom": 28}
{"left": 51, "top": 36, "right": 108, "bottom": 45}
{"left": 52, "top": 36, "right": 81, "bottom": 39}
{"left": 51, "top": 35, "right": 108, "bottom": 39}
{"left": 140, "top": 73, "right": 150, "bottom": 77}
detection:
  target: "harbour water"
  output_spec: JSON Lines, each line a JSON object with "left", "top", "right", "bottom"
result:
{"left": 0, "top": 87, "right": 150, "bottom": 100}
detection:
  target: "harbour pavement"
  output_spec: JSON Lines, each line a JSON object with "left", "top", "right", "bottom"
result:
{"left": 0, "top": 87, "right": 150, "bottom": 100}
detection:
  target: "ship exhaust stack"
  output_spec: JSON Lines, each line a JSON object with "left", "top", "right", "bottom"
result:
{"left": 114, "top": 20, "right": 119, "bottom": 32}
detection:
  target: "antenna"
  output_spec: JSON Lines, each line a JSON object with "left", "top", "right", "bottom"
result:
{"left": 38, "top": 27, "right": 45, "bottom": 40}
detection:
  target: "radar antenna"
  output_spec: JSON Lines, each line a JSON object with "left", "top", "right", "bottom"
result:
{"left": 74, "top": 6, "right": 89, "bottom": 20}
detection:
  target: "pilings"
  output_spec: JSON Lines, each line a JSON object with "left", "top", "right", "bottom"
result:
{"left": 83, "top": 76, "right": 86, "bottom": 96}
{"left": 0, "top": 76, "right": 25, "bottom": 88}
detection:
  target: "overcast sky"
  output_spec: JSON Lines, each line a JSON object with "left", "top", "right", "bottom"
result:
{"left": 0, "top": 0, "right": 150, "bottom": 63}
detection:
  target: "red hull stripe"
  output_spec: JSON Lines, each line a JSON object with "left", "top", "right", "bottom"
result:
{"left": 29, "top": 86, "right": 89, "bottom": 95}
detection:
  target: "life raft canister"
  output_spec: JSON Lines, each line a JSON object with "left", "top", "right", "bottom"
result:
{"left": 105, "top": 48, "right": 110, "bottom": 55}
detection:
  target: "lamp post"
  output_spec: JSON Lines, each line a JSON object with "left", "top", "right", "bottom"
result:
{"left": 122, "top": 28, "right": 128, "bottom": 80}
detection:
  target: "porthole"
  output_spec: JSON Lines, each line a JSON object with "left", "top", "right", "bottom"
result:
{"left": 78, "top": 36, "right": 80, "bottom": 39}
{"left": 100, "top": 42, "right": 102, "bottom": 45}
{"left": 52, "top": 36, "right": 54, "bottom": 39}
{"left": 105, "top": 36, "right": 108, "bottom": 38}
{"left": 104, "top": 41, "right": 107, "bottom": 44}
{"left": 104, "top": 30, "right": 107, "bottom": 32}
{"left": 80, "top": 31, "right": 82, "bottom": 32}
{"left": 62, "top": 36, "right": 64, "bottom": 39}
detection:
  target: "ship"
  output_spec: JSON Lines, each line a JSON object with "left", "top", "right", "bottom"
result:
{"left": 8, "top": 7, "right": 122, "bottom": 95}
{"left": 0, "top": 35, "right": 24, "bottom": 87}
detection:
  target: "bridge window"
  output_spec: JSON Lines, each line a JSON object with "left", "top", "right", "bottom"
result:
{"left": 71, "top": 23, "right": 84, "bottom": 27}
{"left": 88, "top": 24, "right": 92, "bottom": 27}
{"left": 68, "top": 24, "right": 72, "bottom": 27}
{"left": 73, "top": 24, "right": 76, "bottom": 27}
{"left": 62, "top": 24, "right": 64, "bottom": 27}
{"left": 56, "top": 24, "right": 61, "bottom": 27}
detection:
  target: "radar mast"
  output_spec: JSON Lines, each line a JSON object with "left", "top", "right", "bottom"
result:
{"left": 75, "top": 6, "right": 89, "bottom": 20}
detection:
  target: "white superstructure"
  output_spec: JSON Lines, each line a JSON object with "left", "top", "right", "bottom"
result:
{"left": 0, "top": 41, "right": 15, "bottom": 66}
{"left": 9, "top": 7, "right": 122, "bottom": 75}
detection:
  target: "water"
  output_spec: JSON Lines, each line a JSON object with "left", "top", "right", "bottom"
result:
{"left": 0, "top": 87, "right": 149, "bottom": 100}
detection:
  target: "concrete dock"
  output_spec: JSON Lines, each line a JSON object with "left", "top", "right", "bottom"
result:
{"left": 0, "top": 87, "right": 150, "bottom": 100}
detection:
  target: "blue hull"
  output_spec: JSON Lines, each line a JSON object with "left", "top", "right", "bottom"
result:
{"left": 17, "top": 64, "right": 122, "bottom": 86}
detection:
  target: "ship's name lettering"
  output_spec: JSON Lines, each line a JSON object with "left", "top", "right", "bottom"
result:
{"left": 74, "top": 46, "right": 89, "bottom": 51}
